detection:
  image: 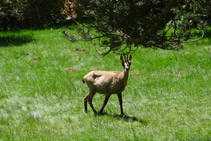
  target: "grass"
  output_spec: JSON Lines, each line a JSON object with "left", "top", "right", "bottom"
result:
{"left": 0, "top": 26, "right": 211, "bottom": 140}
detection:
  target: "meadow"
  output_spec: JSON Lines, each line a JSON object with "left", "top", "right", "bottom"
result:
{"left": 0, "top": 25, "right": 211, "bottom": 140}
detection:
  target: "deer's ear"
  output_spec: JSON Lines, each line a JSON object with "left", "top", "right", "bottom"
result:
{"left": 129, "top": 55, "right": 132, "bottom": 61}
{"left": 120, "top": 55, "right": 123, "bottom": 62}
{"left": 122, "top": 62, "right": 125, "bottom": 68}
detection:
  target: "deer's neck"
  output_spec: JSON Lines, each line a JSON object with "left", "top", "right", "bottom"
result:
{"left": 122, "top": 70, "right": 129, "bottom": 82}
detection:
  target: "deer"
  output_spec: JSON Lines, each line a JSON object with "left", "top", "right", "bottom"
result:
{"left": 82, "top": 54, "right": 132, "bottom": 115}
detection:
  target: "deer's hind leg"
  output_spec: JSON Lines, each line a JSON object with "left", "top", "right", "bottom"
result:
{"left": 84, "top": 91, "right": 97, "bottom": 114}
{"left": 84, "top": 94, "right": 89, "bottom": 113}
{"left": 88, "top": 92, "right": 97, "bottom": 114}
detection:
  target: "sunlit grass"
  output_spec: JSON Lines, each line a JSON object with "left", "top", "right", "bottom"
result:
{"left": 0, "top": 26, "right": 210, "bottom": 140}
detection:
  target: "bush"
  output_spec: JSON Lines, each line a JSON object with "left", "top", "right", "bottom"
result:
{"left": 0, "top": 0, "right": 65, "bottom": 30}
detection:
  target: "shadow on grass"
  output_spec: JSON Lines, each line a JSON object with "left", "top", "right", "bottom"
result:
{"left": 97, "top": 112, "right": 147, "bottom": 124}
{"left": 0, "top": 34, "right": 34, "bottom": 47}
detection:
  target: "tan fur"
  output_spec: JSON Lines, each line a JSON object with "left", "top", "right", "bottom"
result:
{"left": 83, "top": 70, "right": 129, "bottom": 94}
{"left": 83, "top": 55, "right": 132, "bottom": 115}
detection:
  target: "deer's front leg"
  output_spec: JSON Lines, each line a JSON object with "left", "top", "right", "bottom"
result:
{"left": 98, "top": 94, "right": 111, "bottom": 114}
{"left": 117, "top": 92, "right": 124, "bottom": 115}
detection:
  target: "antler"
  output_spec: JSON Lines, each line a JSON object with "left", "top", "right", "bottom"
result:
{"left": 121, "top": 54, "right": 132, "bottom": 62}
{"left": 123, "top": 54, "right": 130, "bottom": 62}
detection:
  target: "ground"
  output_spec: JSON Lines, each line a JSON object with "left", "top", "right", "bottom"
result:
{"left": 0, "top": 26, "right": 211, "bottom": 140}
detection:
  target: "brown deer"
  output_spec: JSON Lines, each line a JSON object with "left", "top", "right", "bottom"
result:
{"left": 82, "top": 55, "right": 132, "bottom": 115}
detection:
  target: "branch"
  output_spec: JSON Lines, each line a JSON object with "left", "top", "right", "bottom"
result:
{"left": 181, "top": 30, "right": 204, "bottom": 43}
{"left": 94, "top": 43, "right": 111, "bottom": 56}
{"left": 132, "top": 0, "right": 177, "bottom": 45}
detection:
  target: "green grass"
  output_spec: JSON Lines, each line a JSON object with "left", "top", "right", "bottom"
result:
{"left": 0, "top": 26, "right": 211, "bottom": 140}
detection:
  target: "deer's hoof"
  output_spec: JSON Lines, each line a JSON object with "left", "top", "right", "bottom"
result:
{"left": 98, "top": 111, "right": 108, "bottom": 115}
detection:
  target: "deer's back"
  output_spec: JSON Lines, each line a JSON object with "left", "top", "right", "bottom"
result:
{"left": 83, "top": 71, "right": 127, "bottom": 94}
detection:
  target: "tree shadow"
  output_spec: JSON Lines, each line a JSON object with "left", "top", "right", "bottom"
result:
{"left": 98, "top": 112, "right": 148, "bottom": 124}
{"left": 0, "top": 34, "right": 34, "bottom": 47}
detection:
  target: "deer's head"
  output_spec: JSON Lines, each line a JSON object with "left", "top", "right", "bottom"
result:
{"left": 120, "top": 55, "right": 132, "bottom": 72}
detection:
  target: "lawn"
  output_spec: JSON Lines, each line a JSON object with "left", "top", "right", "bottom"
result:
{"left": 0, "top": 25, "right": 211, "bottom": 140}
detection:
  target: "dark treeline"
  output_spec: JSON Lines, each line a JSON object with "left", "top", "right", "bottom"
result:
{"left": 1, "top": 0, "right": 211, "bottom": 55}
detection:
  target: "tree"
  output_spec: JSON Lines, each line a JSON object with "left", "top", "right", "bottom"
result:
{"left": 64, "top": 0, "right": 210, "bottom": 55}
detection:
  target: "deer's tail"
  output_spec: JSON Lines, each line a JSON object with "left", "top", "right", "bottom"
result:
{"left": 82, "top": 78, "right": 85, "bottom": 84}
